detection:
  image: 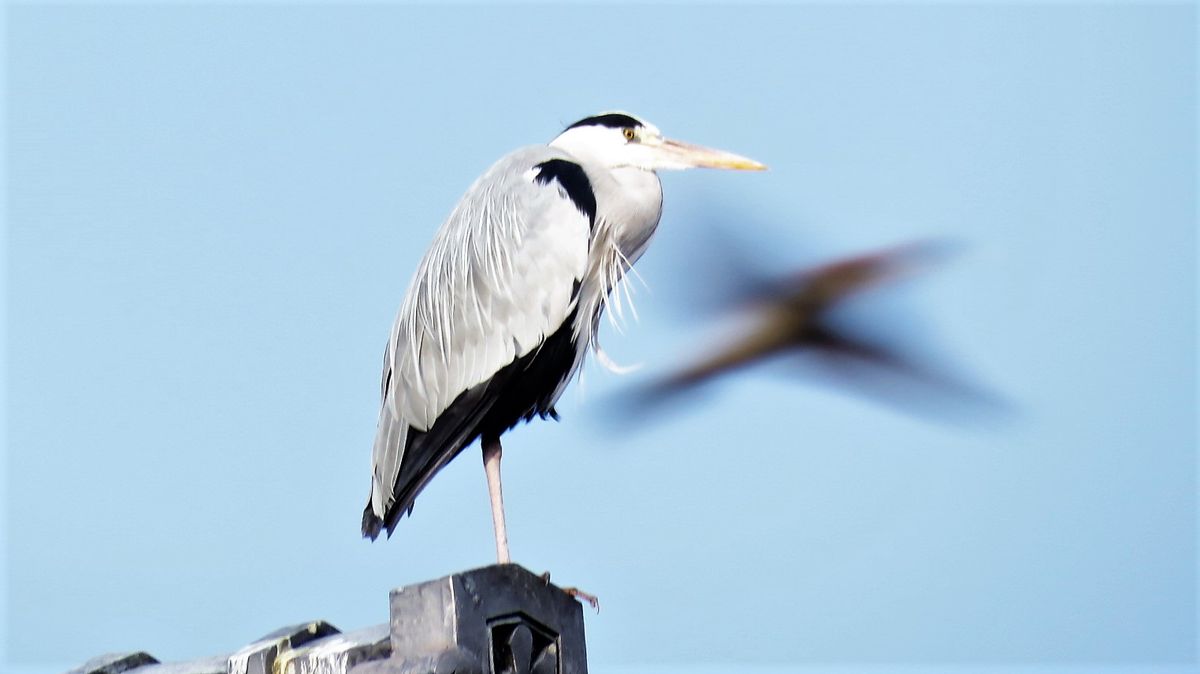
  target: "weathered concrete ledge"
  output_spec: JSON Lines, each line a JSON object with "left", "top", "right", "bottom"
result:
{"left": 63, "top": 564, "right": 587, "bottom": 674}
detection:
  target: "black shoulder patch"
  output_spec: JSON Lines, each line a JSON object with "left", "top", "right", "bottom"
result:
{"left": 534, "top": 159, "right": 597, "bottom": 227}
{"left": 566, "top": 113, "right": 643, "bottom": 131}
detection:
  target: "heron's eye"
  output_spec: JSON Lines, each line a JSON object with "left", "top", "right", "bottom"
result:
{"left": 622, "top": 128, "right": 637, "bottom": 142}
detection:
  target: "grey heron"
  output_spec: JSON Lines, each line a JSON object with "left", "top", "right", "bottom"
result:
{"left": 362, "top": 112, "right": 765, "bottom": 563}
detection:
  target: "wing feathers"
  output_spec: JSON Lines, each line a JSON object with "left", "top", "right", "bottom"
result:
{"left": 365, "top": 147, "right": 593, "bottom": 531}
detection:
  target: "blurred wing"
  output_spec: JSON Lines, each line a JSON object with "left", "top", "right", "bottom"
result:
{"left": 366, "top": 146, "right": 593, "bottom": 533}
{"left": 797, "top": 239, "right": 958, "bottom": 305}
{"left": 800, "top": 323, "right": 1010, "bottom": 420}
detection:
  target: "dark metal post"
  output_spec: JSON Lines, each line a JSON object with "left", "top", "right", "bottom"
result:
{"left": 62, "top": 564, "right": 588, "bottom": 674}
{"left": 382, "top": 564, "right": 587, "bottom": 674}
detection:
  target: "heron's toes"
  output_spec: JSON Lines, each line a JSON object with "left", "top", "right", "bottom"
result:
{"left": 538, "top": 572, "right": 600, "bottom": 612}
{"left": 561, "top": 586, "right": 600, "bottom": 613}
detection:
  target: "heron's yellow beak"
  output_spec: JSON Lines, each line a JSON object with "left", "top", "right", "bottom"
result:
{"left": 659, "top": 138, "right": 767, "bottom": 171}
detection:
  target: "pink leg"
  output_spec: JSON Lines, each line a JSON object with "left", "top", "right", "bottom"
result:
{"left": 482, "top": 436, "right": 511, "bottom": 564}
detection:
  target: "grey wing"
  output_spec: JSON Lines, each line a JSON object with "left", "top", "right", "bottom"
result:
{"left": 366, "top": 146, "right": 592, "bottom": 533}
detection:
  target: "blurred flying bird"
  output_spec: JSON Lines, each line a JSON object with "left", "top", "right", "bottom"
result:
{"left": 363, "top": 112, "right": 764, "bottom": 563}
{"left": 637, "top": 241, "right": 1002, "bottom": 418}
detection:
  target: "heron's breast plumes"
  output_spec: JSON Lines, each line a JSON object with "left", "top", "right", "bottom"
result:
{"left": 572, "top": 167, "right": 664, "bottom": 374}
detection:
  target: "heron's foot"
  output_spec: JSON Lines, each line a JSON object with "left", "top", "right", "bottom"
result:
{"left": 539, "top": 572, "right": 600, "bottom": 613}
{"left": 562, "top": 586, "right": 600, "bottom": 613}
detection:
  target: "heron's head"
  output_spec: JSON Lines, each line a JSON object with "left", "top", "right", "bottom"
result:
{"left": 550, "top": 112, "right": 766, "bottom": 173}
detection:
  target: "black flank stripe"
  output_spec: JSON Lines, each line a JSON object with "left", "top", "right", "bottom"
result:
{"left": 534, "top": 159, "right": 597, "bottom": 228}
{"left": 373, "top": 309, "right": 581, "bottom": 537}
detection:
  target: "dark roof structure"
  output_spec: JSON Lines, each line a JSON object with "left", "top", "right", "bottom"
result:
{"left": 64, "top": 565, "right": 587, "bottom": 674}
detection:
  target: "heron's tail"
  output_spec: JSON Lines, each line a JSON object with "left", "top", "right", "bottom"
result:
{"left": 362, "top": 381, "right": 502, "bottom": 541}
{"left": 362, "top": 396, "right": 409, "bottom": 540}
{"left": 361, "top": 502, "right": 385, "bottom": 541}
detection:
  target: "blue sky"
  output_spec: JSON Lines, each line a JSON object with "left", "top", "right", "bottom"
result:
{"left": 3, "top": 2, "right": 1196, "bottom": 673}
